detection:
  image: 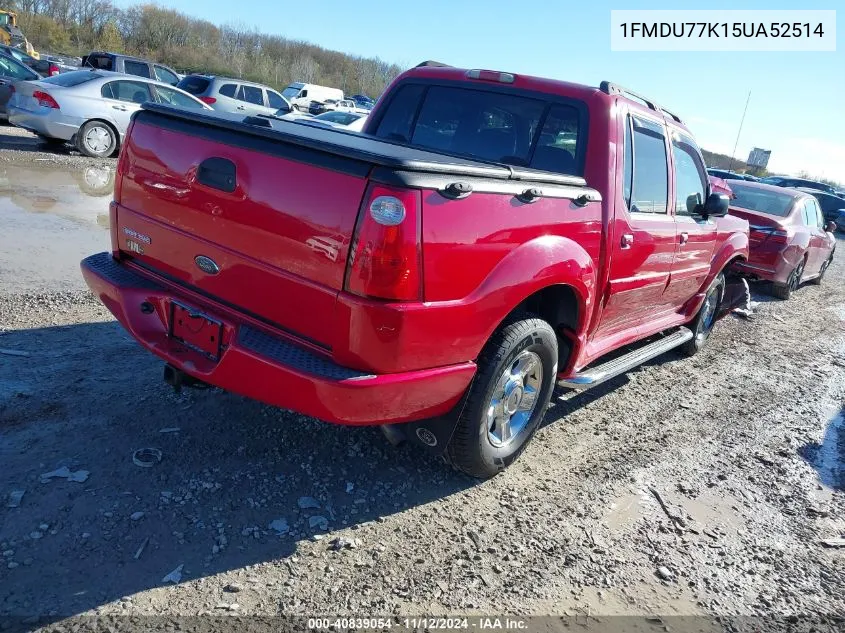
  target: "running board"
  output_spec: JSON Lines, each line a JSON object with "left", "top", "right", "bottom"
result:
{"left": 558, "top": 327, "right": 693, "bottom": 396}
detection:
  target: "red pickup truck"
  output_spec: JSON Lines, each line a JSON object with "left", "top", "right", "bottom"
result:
{"left": 81, "top": 62, "right": 748, "bottom": 478}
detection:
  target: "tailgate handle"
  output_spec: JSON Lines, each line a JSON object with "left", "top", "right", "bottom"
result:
{"left": 197, "top": 157, "right": 236, "bottom": 193}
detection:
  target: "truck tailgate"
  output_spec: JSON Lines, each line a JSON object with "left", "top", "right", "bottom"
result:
{"left": 116, "top": 112, "right": 372, "bottom": 347}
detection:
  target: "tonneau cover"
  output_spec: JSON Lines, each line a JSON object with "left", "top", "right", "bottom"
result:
{"left": 139, "top": 103, "right": 588, "bottom": 188}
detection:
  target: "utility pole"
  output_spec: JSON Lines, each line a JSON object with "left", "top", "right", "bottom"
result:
{"left": 728, "top": 90, "right": 751, "bottom": 173}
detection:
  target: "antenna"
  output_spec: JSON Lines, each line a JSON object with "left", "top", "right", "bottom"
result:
{"left": 728, "top": 90, "right": 751, "bottom": 173}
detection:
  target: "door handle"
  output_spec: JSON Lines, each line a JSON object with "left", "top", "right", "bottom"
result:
{"left": 679, "top": 232, "right": 689, "bottom": 245}
{"left": 621, "top": 233, "right": 634, "bottom": 249}
{"left": 236, "top": 106, "right": 245, "bottom": 110}
{"left": 112, "top": 105, "right": 127, "bottom": 111}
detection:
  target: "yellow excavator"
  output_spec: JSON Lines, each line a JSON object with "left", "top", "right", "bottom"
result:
{"left": 0, "top": 9, "right": 39, "bottom": 59}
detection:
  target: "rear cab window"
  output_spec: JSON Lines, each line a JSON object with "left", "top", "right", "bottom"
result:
{"left": 86, "top": 55, "right": 114, "bottom": 71}
{"left": 373, "top": 83, "right": 587, "bottom": 176}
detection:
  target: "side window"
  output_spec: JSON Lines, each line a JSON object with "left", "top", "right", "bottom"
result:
{"left": 809, "top": 199, "right": 824, "bottom": 228}
{"left": 154, "top": 86, "right": 204, "bottom": 109}
{"left": 267, "top": 90, "right": 287, "bottom": 110}
{"left": 300, "top": 89, "right": 308, "bottom": 98}
{"left": 123, "top": 60, "right": 152, "bottom": 79}
{"left": 629, "top": 116, "right": 669, "bottom": 214}
{"left": 103, "top": 80, "right": 153, "bottom": 104}
{"left": 237, "top": 85, "right": 263, "bottom": 105}
{"left": 154, "top": 66, "right": 179, "bottom": 85}
{"left": 375, "top": 83, "right": 426, "bottom": 142}
{"left": 671, "top": 131, "right": 707, "bottom": 216}
{"left": 219, "top": 83, "right": 237, "bottom": 98}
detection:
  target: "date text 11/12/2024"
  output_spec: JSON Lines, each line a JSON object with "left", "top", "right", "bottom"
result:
{"left": 307, "top": 617, "right": 529, "bottom": 630}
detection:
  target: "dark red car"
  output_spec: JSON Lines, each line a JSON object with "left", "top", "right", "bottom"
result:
{"left": 730, "top": 182, "right": 836, "bottom": 299}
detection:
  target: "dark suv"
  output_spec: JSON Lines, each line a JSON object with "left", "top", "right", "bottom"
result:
{"left": 81, "top": 52, "right": 181, "bottom": 86}
{"left": 760, "top": 176, "right": 837, "bottom": 195}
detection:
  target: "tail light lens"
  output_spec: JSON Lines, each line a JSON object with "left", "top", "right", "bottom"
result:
{"left": 48, "top": 64, "right": 60, "bottom": 76}
{"left": 345, "top": 185, "right": 422, "bottom": 301}
{"left": 33, "top": 90, "right": 59, "bottom": 109}
{"left": 750, "top": 227, "right": 788, "bottom": 245}
{"left": 199, "top": 96, "right": 216, "bottom": 105}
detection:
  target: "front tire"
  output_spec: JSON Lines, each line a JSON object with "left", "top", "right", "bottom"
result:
{"left": 76, "top": 120, "right": 117, "bottom": 158}
{"left": 681, "top": 273, "right": 725, "bottom": 357}
{"left": 809, "top": 254, "right": 833, "bottom": 285}
{"left": 445, "top": 317, "right": 558, "bottom": 479}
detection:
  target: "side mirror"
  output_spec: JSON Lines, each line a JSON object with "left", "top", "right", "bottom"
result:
{"left": 701, "top": 192, "right": 730, "bottom": 218}
{"left": 825, "top": 221, "right": 837, "bottom": 233}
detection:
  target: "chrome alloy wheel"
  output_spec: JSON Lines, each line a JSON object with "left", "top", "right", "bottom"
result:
{"left": 486, "top": 351, "right": 543, "bottom": 448}
{"left": 788, "top": 259, "right": 806, "bottom": 291}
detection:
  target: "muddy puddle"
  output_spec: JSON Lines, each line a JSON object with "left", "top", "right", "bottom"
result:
{"left": 802, "top": 407, "right": 845, "bottom": 491}
{"left": 0, "top": 162, "right": 113, "bottom": 293}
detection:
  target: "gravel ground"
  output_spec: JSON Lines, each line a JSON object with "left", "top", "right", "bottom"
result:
{"left": 0, "top": 150, "right": 843, "bottom": 631}
{"left": 0, "top": 124, "right": 114, "bottom": 169}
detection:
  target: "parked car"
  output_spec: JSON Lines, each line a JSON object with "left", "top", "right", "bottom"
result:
{"left": 729, "top": 182, "right": 836, "bottom": 299}
{"left": 81, "top": 52, "right": 181, "bottom": 86}
{"left": 0, "top": 45, "right": 59, "bottom": 76}
{"left": 795, "top": 187, "right": 845, "bottom": 226}
{"left": 707, "top": 168, "right": 758, "bottom": 181}
{"left": 308, "top": 98, "right": 361, "bottom": 115}
{"left": 8, "top": 69, "right": 211, "bottom": 157}
{"left": 80, "top": 64, "right": 749, "bottom": 479}
{"left": 349, "top": 94, "right": 375, "bottom": 110}
{"left": 297, "top": 110, "right": 367, "bottom": 130}
{"left": 0, "top": 51, "right": 40, "bottom": 120}
{"left": 708, "top": 175, "right": 735, "bottom": 199}
{"left": 176, "top": 74, "right": 290, "bottom": 117}
{"left": 39, "top": 52, "right": 80, "bottom": 74}
{"left": 759, "top": 176, "right": 838, "bottom": 195}
{"left": 281, "top": 82, "right": 343, "bottom": 112}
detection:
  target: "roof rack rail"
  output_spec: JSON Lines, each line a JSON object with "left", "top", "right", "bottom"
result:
{"left": 416, "top": 60, "right": 451, "bottom": 68}
{"left": 600, "top": 80, "right": 683, "bottom": 124}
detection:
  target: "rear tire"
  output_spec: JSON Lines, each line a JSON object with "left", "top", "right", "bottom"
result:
{"left": 771, "top": 257, "right": 806, "bottom": 300}
{"left": 681, "top": 273, "right": 725, "bottom": 357}
{"left": 445, "top": 317, "right": 558, "bottom": 479}
{"left": 76, "top": 120, "right": 117, "bottom": 158}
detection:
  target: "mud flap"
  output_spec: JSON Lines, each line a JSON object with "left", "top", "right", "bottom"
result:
{"left": 381, "top": 413, "right": 461, "bottom": 455}
{"left": 716, "top": 274, "right": 751, "bottom": 319}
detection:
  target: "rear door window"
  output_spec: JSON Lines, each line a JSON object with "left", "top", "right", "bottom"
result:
{"left": 628, "top": 116, "right": 669, "bottom": 214}
{"left": 238, "top": 85, "right": 263, "bottom": 105}
{"left": 530, "top": 104, "right": 581, "bottom": 175}
{"left": 123, "top": 60, "right": 152, "bottom": 79}
{"left": 102, "top": 80, "right": 153, "bottom": 104}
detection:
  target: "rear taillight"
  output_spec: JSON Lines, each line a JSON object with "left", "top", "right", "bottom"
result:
{"left": 750, "top": 226, "right": 788, "bottom": 244}
{"left": 48, "top": 64, "right": 60, "bottom": 76}
{"left": 345, "top": 185, "right": 422, "bottom": 301}
{"left": 33, "top": 90, "right": 59, "bottom": 109}
{"left": 199, "top": 96, "right": 216, "bottom": 105}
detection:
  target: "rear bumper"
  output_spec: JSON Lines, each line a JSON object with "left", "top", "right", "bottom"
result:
{"left": 80, "top": 252, "right": 475, "bottom": 425}
{"left": 8, "top": 106, "right": 79, "bottom": 140}
{"left": 734, "top": 254, "right": 793, "bottom": 284}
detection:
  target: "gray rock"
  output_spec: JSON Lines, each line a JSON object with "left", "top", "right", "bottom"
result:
{"left": 7, "top": 561, "right": 19, "bottom": 569}
{"left": 298, "top": 496, "right": 321, "bottom": 510}
{"left": 309, "top": 515, "right": 329, "bottom": 530}
{"left": 223, "top": 583, "right": 242, "bottom": 593}
{"left": 130, "top": 512, "right": 145, "bottom": 521}
{"left": 269, "top": 518, "right": 289, "bottom": 534}
{"left": 29, "top": 531, "right": 43, "bottom": 540}
{"left": 657, "top": 566, "right": 674, "bottom": 581}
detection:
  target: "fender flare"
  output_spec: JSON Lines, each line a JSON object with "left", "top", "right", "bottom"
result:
{"left": 469, "top": 235, "right": 597, "bottom": 345}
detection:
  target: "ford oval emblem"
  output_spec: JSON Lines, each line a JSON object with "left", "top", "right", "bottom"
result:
{"left": 194, "top": 255, "right": 220, "bottom": 275}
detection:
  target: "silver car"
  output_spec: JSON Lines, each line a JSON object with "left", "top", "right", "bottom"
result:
{"left": 8, "top": 69, "right": 211, "bottom": 158}
{"left": 176, "top": 74, "right": 291, "bottom": 117}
